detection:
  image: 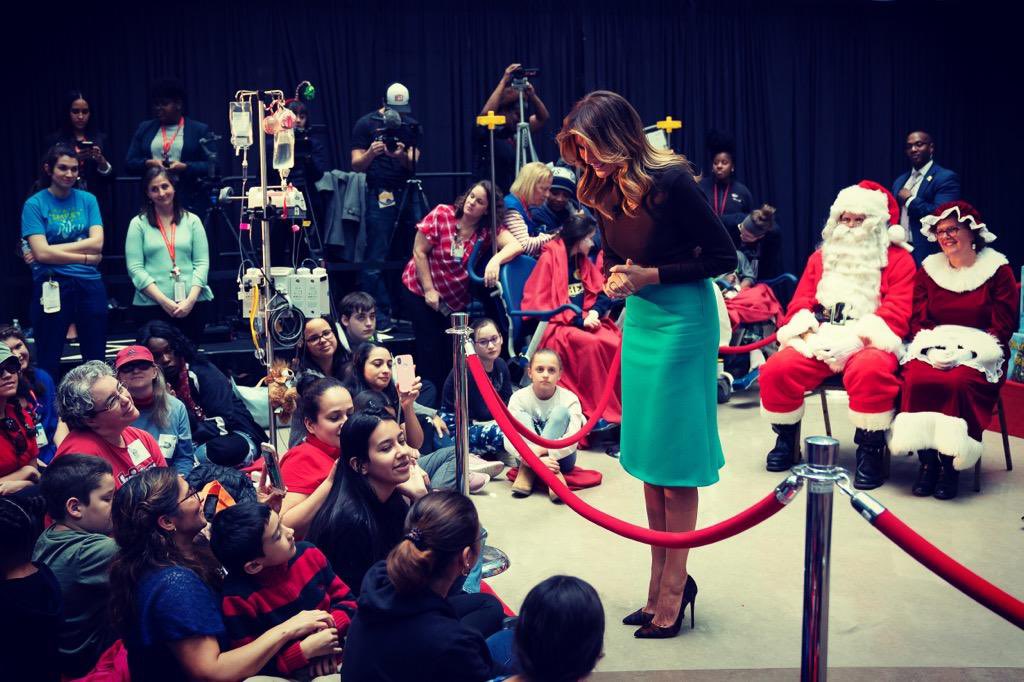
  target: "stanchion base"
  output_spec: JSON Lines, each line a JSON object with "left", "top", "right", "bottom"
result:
{"left": 481, "top": 545, "right": 511, "bottom": 578}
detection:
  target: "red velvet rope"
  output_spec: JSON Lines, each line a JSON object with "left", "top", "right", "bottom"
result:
{"left": 468, "top": 353, "right": 791, "bottom": 547}
{"left": 478, "top": 347, "right": 622, "bottom": 449}
{"left": 872, "top": 509, "right": 1024, "bottom": 628}
{"left": 718, "top": 332, "right": 778, "bottom": 355}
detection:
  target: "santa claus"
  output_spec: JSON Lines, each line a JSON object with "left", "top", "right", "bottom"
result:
{"left": 759, "top": 180, "right": 917, "bottom": 489}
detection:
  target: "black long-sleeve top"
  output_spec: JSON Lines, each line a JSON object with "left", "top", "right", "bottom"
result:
{"left": 597, "top": 165, "right": 737, "bottom": 283}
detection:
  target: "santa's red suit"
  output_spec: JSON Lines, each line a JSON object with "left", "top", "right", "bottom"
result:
{"left": 760, "top": 183, "right": 917, "bottom": 431}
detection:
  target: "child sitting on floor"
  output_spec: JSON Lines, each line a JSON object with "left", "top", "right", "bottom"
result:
{"left": 504, "top": 349, "right": 584, "bottom": 502}
{"left": 210, "top": 502, "right": 357, "bottom": 680}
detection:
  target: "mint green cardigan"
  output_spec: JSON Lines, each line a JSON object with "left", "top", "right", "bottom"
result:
{"left": 125, "top": 211, "right": 214, "bottom": 306}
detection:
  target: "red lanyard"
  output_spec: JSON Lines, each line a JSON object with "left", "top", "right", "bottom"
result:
{"left": 155, "top": 215, "right": 177, "bottom": 267}
{"left": 712, "top": 183, "right": 731, "bottom": 216}
{"left": 161, "top": 117, "right": 184, "bottom": 158}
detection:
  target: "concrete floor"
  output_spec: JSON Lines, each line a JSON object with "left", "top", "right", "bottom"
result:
{"left": 475, "top": 389, "right": 1024, "bottom": 676}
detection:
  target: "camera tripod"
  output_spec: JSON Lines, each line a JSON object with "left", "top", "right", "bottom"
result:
{"left": 511, "top": 79, "right": 539, "bottom": 175}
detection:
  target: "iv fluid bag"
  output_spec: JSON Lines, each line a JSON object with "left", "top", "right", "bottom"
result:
{"left": 273, "top": 128, "right": 295, "bottom": 171}
{"left": 229, "top": 101, "right": 253, "bottom": 149}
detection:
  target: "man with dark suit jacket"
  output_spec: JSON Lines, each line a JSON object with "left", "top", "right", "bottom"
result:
{"left": 125, "top": 80, "right": 214, "bottom": 212}
{"left": 892, "top": 130, "right": 960, "bottom": 261}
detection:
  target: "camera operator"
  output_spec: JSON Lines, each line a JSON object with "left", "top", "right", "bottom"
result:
{"left": 125, "top": 80, "right": 214, "bottom": 213}
{"left": 350, "top": 83, "right": 422, "bottom": 332}
{"left": 473, "top": 63, "right": 550, "bottom": 193}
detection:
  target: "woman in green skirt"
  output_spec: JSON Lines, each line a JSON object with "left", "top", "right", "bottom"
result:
{"left": 557, "top": 91, "right": 737, "bottom": 639}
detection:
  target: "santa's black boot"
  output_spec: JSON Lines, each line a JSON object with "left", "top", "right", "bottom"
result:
{"left": 765, "top": 423, "right": 800, "bottom": 472}
{"left": 933, "top": 454, "right": 960, "bottom": 500}
{"left": 911, "top": 449, "right": 941, "bottom": 496}
{"left": 853, "top": 428, "right": 886, "bottom": 490}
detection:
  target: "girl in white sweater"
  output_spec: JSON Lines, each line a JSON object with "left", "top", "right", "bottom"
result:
{"left": 504, "top": 349, "right": 584, "bottom": 501}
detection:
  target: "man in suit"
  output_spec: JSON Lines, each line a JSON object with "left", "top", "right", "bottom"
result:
{"left": 892, "top": 130, "right": 960, "bottom": 261}
{"left": 125, "top": 80, "right": 214, "bottom": 212}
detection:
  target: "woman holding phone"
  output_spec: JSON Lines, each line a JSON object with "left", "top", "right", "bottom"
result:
{"left": 557, "top": 91, "right": 736, "bottom": 638}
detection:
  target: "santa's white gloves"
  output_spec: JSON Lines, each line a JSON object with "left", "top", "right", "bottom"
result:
{"left": 806, "top": 324, "right": 865, "bottom": 372}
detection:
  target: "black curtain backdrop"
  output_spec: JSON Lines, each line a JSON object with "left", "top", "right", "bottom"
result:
{"left": 4, "top": 0, "right": 1019, "bottom": 325}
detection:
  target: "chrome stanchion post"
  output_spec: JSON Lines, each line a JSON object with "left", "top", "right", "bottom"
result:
{"left": 796, "top": 436, "right": 839, "bottom": 682}
{"left": 447, "top": 312, "right": 472, "bottom": 495}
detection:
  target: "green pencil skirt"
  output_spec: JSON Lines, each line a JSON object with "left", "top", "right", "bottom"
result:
{"left": 618, "top": 279, "right": 725, "bottom": 487}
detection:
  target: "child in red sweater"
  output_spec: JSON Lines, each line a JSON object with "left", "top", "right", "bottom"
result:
{"left": 210, "top": 502, "right": 357, "bottom": 678}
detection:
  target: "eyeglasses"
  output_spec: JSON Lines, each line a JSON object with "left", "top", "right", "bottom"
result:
{"left": 118, "top": 361, "right": 153, "bottom": 374}
{"left": 0, "top": 358, "right": 21, "bottom": 377}
{"left": 474, "top": 335, "right": 502, "bottom": 348}
{"left": 91, "top": 382, "right": 130, "bottom": 415}
{"left": 1, "top": 417, "right": 27, "bottom": 456}
{"left": 176, "top": 484, "right": 200, "bottom": 508}
{"left": 934, "top": 226, "right": 963, "bottom": 238}
{"left": 305, "top": 329, "right": 335, "bottom": 345}
{"left": 838, "top": 215, "right": 866, "bottom": 227}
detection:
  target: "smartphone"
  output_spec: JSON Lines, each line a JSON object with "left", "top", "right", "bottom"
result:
{"left": 261, "top": 443, "right": 285, "bottom": 490}
{"left": 394, "top": 354, "right": 416, "bottom": 393}
{"left": 77, "top": 140, "right": 94, "bottom": 149}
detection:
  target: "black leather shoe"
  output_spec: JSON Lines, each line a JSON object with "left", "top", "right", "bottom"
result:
{"left": 634, "top": 576, "right": 698, "bottom": 639}
{"left": 766, "top": 423, "right": 799, "bottom": 472}
{"left": 853, "top": 428, "right": 886, "bottom": 490}
{"left": 933, "top": 454, "right": 960, "bottom": 500}
{"left": 622, "top": 608, "right": 654, "bottom": 626}
{"left": 912, "top": 449, "right": 940, "bottom": 496}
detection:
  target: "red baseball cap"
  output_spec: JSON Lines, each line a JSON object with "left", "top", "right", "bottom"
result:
{"left": 114, "top": 345, "right": 155, "bottom": 370}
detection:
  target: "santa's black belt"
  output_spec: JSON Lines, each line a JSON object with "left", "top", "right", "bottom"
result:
{"left": 814, "top": 303, "right": 859, "bottom": 326}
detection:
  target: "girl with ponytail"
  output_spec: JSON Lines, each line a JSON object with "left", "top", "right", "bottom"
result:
{"left": 343, "top": 490, "right": 505, "bottom": 682}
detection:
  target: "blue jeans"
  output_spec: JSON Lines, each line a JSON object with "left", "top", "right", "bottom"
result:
{"left": 30, "top": 276, "right": 108, "bottom": 378}
{"left": 359, "top": 184, "right": 423, "bottom": 323}
{"left": 521, "top": 405, "right": 577, "bottom": 472}
{"left": 486, "top": 628, "right": 518, "bottom": 675}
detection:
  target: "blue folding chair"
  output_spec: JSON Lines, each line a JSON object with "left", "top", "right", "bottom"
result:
{"left": 467, "top": 241, "right": 581, "bottom": 375}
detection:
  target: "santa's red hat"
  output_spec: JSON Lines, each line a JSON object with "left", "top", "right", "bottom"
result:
{"left": 920, "top": 200, "right": 996, "bottom": 243}
{"left": 824, "top": 179, "right": 911, "bottom": 249}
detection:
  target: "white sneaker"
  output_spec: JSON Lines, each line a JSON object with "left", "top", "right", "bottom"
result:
{"left": 468, "top": 455, "right": 504, "bottom": 479}
{"left": 468, "top": 472, "right": 489, "bottom": 493}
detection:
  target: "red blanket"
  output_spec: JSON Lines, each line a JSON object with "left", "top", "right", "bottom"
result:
{"left": 521, "top": 241, "right": 622, "bottom": 422}
{"left": 724, "top": 283, "right": 782, "bottom": 329}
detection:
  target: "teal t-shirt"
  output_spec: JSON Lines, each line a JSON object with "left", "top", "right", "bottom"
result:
{"left": 21, "top": 188, "right": 103, "bottom": 281}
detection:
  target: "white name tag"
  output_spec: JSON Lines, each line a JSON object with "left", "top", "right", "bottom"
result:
{"left": 157, "top": 433, "right": 179, "bottom": 460}
{"left": 42, "top": 280, "right": 61, "bottom": 313}
{"left": 126, "top": 439, "right": 153, "bottom": 466}
{"left": 173, "top": 279, "right": 186, "bottom": 303}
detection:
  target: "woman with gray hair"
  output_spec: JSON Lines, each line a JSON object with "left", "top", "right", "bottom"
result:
{"left": 53, "top": 360, "right": 167, "bottom": 488}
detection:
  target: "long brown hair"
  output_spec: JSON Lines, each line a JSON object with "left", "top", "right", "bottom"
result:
{"left": 108, "top": 468, "right": 221, "bottom": 637}
{"left": 556, "top": 90, "right": 688, "bottom": 218}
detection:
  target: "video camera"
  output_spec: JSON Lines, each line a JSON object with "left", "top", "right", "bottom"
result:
{"left": 374, "top": 106, "right": 421, "bottom": 153}
{"left": 511, "top": 67, "right": 539, "bottom": 90}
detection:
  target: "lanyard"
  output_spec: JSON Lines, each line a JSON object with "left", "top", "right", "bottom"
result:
{"left": 155, "top": 215, "right": 177, "bottom": 268}
{"left": 161, "top": 117, "right": 184, "bottom": 158}
{"left": 712, "top": 183, "right": 731, "bottom": 216}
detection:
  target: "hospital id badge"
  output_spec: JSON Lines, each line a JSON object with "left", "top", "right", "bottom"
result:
{"left": 35, "top": 423, "right": 48, "bottom": 448}
{"left": 450, "top": 241, "right": 465, "bottom": 259}
{"left": 173, "top": 278, "right": 186, "bottom": 303}
{"left": 41, "top": 280, "right": 61, "bottom": 313}
{"left": 158, "top": 433, "right": 179, "bottom": 460}
{"left": 377, "top": 190, "right": 396, "bottom": 209}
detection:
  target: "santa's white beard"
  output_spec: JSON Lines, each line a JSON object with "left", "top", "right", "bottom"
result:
{"left": 816, "top": 224, "right": 887, "bottom": 320}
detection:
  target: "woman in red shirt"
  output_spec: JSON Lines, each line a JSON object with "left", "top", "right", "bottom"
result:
{"left": 280, "top": 378, "right": 353, "bottom": 538}
{"left": 0, "top": 343, "right": 40, "bottom": 498}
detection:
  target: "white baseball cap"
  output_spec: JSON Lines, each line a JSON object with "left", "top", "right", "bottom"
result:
{"left": 385, "top": 83, "right": 411, "bottom": 112}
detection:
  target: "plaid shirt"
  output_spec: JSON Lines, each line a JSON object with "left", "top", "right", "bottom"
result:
{"left": 402, "top": 204, "right": 503, "bottom": 311}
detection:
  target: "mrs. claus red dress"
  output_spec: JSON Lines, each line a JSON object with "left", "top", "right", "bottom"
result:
{"left": 521, "top": 240, "right": 623, "bottom": 422}
{"left": 889, "top": 248, "right": 1019, "bottom": 470}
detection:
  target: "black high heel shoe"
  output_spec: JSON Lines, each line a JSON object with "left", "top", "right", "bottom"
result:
{"left": 634, "top": 576, "right": 698, "bottom": 639}
{"left": 622, "top": 607, "right": 654, "bottom": 626}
